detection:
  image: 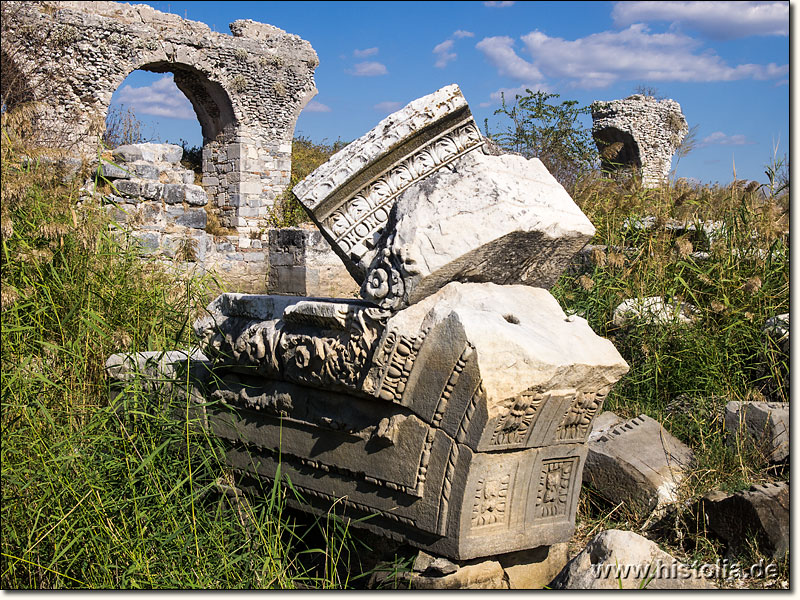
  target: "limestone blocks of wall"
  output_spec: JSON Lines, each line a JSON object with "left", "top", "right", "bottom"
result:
{"left": 87, "top": 142, "right": 270, "bottom": 291}
{"left": 590, "top": 94, "right": 688, "bottom": 188}
{"left": 267, "top": 227, "right": 361, "bottom": 298}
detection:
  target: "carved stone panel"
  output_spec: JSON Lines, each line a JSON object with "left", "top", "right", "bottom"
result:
{"left": 471, "top": 473, "right": 513, "bottom": 529}
{"left": 554, "top": 389, "right": 608, "bottom": 443}
{"left": 535, "top": 458, "right": 579, "bottom": 519}
{"left": 292, "top": 84, "right": 485, "bottom": 281}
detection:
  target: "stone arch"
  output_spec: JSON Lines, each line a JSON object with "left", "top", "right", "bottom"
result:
{"left": 593, "top": 127, "right": 641, "bottom": 174}
{"left": 2, "top": 0, "right": 319, "bottom": 234}
{"left": 590, "top": 95, "right": 688, "bottom": 188}
{"left": 107, "top": 62, "right": 238, "bottom": 220}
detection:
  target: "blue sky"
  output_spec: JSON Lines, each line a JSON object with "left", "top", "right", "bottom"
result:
{"left": 110, "top": 1, "right": 790, "bottom": 186}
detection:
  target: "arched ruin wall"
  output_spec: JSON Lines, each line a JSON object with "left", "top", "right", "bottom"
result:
{"left": 3, "top": 1, "right": 319, "bottom": 233}
{"left": 591, "top": 95, "right": 688, "bottom": 188}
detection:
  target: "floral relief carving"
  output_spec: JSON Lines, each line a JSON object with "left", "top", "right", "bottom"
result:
{"left": 471, "top": 473, "right": 511, "bottom": 528}
{"left": 555, "top": 390, "right": 605, "bottom": 441}
{"left": 323, "top": 121, "right": 484, "bottom": 261}
{"left": 490, "top": 391, "right": 544, "bottom": 447}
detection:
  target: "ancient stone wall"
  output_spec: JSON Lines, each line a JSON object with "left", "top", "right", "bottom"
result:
{"left": 590, "top": 95, "right": 688, "bottom": 188}
{"left": 2, "top": 1, "right": 318, "bottom": 235}
{"left": 86, "top": 142, "right": 355, "bottom": 295}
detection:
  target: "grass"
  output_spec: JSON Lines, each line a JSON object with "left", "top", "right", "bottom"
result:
{"left": 556, "top": 167, "right": 789, "bottom": 588}
{"left": 0, "top": 129, "right": 363, "bottom": 588}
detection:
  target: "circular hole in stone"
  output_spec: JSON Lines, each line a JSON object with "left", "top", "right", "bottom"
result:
{"left": 503, "top": 314, "right": 520, "bottom": 325}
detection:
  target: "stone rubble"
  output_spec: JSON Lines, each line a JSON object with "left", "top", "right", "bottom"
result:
{"left": 699, "top": 482, "right": 789, "bottom": 559}
{"left": 612, "top": 296, "right": 700, "bottom": 328}
{"left": 762, "top": 313, "right": 789, "bottom": 354}
{"left": 583, "top": 414, "right": 695, "bottom": 514}
{"left": 550, "top": 529, "right": 716, "bottom": 589}
{"left": 724, "top": 401, "right": 789, "bottom": 464}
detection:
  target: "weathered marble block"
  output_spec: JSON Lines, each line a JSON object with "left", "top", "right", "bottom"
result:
{"left": 583, "top": 414, "right": 695, "bottom": 514}
{"left": 267, "top": 227, "right": 360, "bottom": 297}
{"left": 724, "top": 400, "right": 789, "bottom": 463}
{"left": 360, "top": 150, "right": 596, "bottom": 310}
{"left": 190, "top": 282, "right": 629, "bottom": 559}
{"left": 292, "top": 84, "right": 485, "bottom": 283}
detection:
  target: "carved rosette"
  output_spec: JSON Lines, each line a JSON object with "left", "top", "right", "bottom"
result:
{"left": 323, "top": 121, "right": 484, "bottom": 264}
{"left": 360, "top": 231, "right": 420, "bottom": 311}
{"left": 471, "top": 473, "right": 511, "bottom": 528}
{"left": 490, "top": 391, "right": 545, "bottom": 447}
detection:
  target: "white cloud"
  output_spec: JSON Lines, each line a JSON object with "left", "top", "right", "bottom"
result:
{"left": 354, "top": 47, "right": 379, "bottom": 58}
{"left": 348, "top": 61, "right": 388, "bottom": 76}
{"left": 484, "top": 1, "right": 515, "bottom": 7}
{"left": 116, "top": 74, "right": 195, "bottom": 120}
{"left": 489, "top": 84, "right": 549, "bottom": 103}
{"left": 475, "top": 36, "right": 544, "bottom": 82}
{"left": 612, "top": 1, "right": 788, "bottom": 40}
{"left": 433, "top": 39, "right": 457, "bottom": 68}
{"left": 453, "top": 30, "right": 475, "bottom": 39}
{"left": 374, "top": 101, "right": 402, "bottom": 113}
{"left": 305, "top": 100, "right": 331, "bottom": 113}
{"left": 475, "top": 25, "right": 788, "bottom": 89}
{"left": 698, "top": 131, "right": 754, "bottom": 148}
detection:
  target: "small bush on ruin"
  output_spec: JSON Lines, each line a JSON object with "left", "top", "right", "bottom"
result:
{"left": 103, "top": 105, "right": 151, "bottom": 149}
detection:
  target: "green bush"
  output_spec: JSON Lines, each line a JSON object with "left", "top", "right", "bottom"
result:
{"left": 485, "top": 89, "right": 596, "bottom": 193}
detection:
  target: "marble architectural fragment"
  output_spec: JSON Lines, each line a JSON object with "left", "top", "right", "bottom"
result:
{"left": 724, "top": 401, "right": 789, "bottom": 464}
{"left": 699, "top": 482, "right": 789, "bottom": 559}
{"left": 551, "top": 529, "right": 715, "bottom": 589}
{"left": 583, "top": 414, "right": 695, "bottom": 514}
{"left": 360, "top": 151, "right": 595, "bottom": 311}
{"left": 187, "top": 282, "right": 628, "bottom": 559}
{"left": 292, "top": 84, "right": 485, "bottom": 282}
{"left": 106, "top": 86, "right": 632, "bottom": 563}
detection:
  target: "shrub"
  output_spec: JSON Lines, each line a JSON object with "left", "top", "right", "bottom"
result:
{"left": 485, "top": 89, "right": 596, "bottom": 193}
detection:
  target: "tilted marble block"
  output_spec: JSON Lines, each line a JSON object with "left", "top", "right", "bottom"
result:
{"left": 192, "top": 282, "right": 629, "bottom": 559}
{"left": 360, "top": 150, "right": 596, "bottom": 311}
{"left": 292, "top": 84, "right": 485, "bottom": 283}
